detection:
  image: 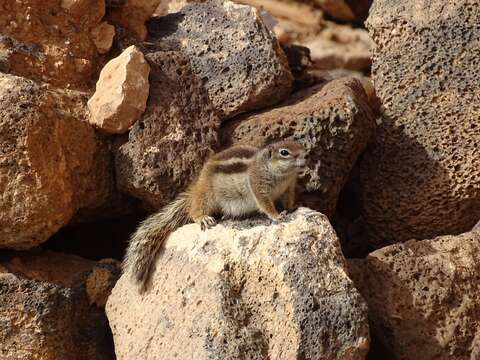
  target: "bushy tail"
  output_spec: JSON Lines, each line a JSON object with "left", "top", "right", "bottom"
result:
{"left": 123, "top": 192, "right": 190, "bottom": 290}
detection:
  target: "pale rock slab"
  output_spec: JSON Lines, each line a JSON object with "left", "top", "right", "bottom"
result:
{"left": 88, "top": 45, "right": 150, "bottom": 134}
{"left": 106, "top": 208, "right": 370, "bottom": 359}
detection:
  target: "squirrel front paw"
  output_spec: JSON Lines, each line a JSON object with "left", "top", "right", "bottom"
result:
{"left": 196, "top": 215, "right": 217, "bottom": 231}
{"left": 270, "top": 210, "right": 289, "bottom": 224}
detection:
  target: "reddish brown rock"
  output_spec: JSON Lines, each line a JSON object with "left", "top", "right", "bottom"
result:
{"left": 348, "top": 231, "right": 480, "bottom": 360}
{"left": 302, "top": 22, "right": 373, "bottom": 72}
{"left": 107, "top": 208, "right": 370, "bottom": 359}
{"left": 0, "top": 73, "right": 113, "bottom": 250}
{"left": 314, "top": 0, "right": 372, "bottom": 24}
{"left": 107, "top": 0, "right": 161, "bottom": 40}
{"left": 90, "top": 21, "right": 115, "bottom": 54}
{"left": 221, "top": 77, "right": 375, "bottom": 217}
{"left": 88, "top": 45, "right": 150, "bottom": 134}
{"left": 360, "top": 0, "right": 480, "bottom": 244}
{"left": 0, "top": 251, "right": 119, "bottom": 360}
{"left": 314, "top": 0, "right": 355, "bottom": 21}
{"left": 0, "top": 0, "right": 105, "bottom": 89}
{"left": 146, "top": 0, "right": 293, "bottom": 119}
{"left": 115, "top": 50, "right": 220, "bottom": 210}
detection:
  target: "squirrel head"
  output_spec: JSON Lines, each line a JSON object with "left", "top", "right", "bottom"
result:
{"left": 262, "top": 140, "right": 306, "bottom": 175}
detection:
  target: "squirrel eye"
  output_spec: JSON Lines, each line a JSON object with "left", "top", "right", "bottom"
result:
{"left": 279, "top": 149, "right": 290, "bottom": 157}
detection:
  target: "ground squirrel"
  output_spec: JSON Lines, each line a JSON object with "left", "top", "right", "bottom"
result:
{"left": 123, "top": 140, "right": 306, "bottom": 290}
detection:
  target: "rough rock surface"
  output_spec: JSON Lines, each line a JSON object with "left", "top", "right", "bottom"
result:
{"left": 146, "top": 0, "right": 293, "bottom": 119}
{"left": 0, "top": 0, "right": 104, "bottom": 89}
{"left": 106, "top": 208, "right": 370, "bottom": 359}
{"left": 115, "top": 50, "right": 220, "bottom": 210}
{"left": 221, "top": 78, "right": 375, "bottom": 217}
{"left": 107, "top": 0, "right": 161, "bottom": 40}
{"left": 90, "top": 21, "right": 115, "bottom": 54}
{"left": 0, "top": 251, "right": 120, "bottom": 360}
{"left": 302, "top": 22, "right": 373, "bottom": 72}
{"left": 0, "top": 73, "right": 113, "bottom": 249}
{"left": 348, "top": 231, "right": 480, "bottom": 360}
{"left": 360, "top": 0, "right": 480, "bottom": 244}
{"left": 88, "top": 45, "right": 150, "bottom": 134}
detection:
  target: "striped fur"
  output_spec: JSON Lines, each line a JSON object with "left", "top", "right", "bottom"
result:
{"left": 124, "top": 140, "right": 305, "bottom": 291}
{"left": 122, "top": 192, "right": 190, "bottom": 291}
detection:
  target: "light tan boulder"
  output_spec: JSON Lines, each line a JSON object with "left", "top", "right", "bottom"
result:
{"left": 0, "top": 251, "right": 120, "bottom": 360}
{"left": 106, "top": 208, "right": 370, "bottom": 359}
{"left": 348, "top": 230, "right": 480, "bottom": 360}
{"left": 88, "top": 45, "right": 150, "bottom": 134}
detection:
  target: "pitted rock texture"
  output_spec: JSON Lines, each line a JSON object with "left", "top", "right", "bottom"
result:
{"left": 0, "top": 0, "right": 104, "bottom": 89}
{"left": 88, "top": 45, "right": 150, "bottom": 134}
{"left": 360, "top": 0, "right": 480, "bottom": 245}
{"left": 348, "top": 231, "right": 480, "bottom": 360}
{"left": 106, "top": 208, "right": 370, "bottom": 359}
{"left": 115, "top": 50, "right": 220, "bottom": 210}
{"left": 146, "top": 0, "right": 293, "bottom": 119}
{"left": 221, "top": 78, "right": 375, "bottom": 217}
{"left": 0, "top": 251, "right": 120, "bottom": 360}
{"left": 0, "top": 73, "right": 113, "bottom": 250}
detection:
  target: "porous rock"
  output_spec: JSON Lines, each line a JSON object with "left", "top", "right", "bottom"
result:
{"left": 0, "top": 251, "right": 120, "bottom": 360}
{"left": 221, "top": 77, "right": 375, "bottom": 217}
{"left": 0, "top": 73, "right": 113, "bottom": 250}
{"left": 88, "top": 45, "right": 150, "bottom": 134}
{"left": 146, "top": 0, "right": 293, "bottom": 119}
{"left": 360, "top": 0, "right": 480, "bottom": 244}
{"left": 0, "top": 0, "right": 104, "bottom": 89}
{"left": 115, "top": 50, "right": 220, "bottom": 210}
{"left": 106, "top": 208, "right": 370, "bottom": 359}
{"left": 348, "top": 230, "right": 480, "bottom": 360}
